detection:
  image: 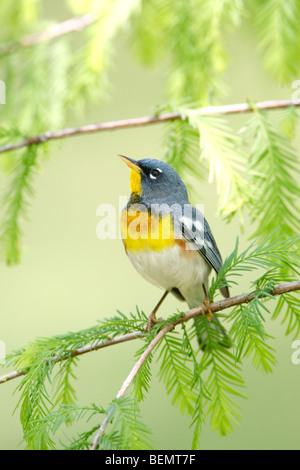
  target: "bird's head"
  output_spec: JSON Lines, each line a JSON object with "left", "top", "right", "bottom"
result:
{"left": 120, "top": 156, "right": 189, "bottom": 206}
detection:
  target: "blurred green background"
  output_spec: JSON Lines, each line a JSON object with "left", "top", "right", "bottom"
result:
{"left": 0, "top": 2, "right": 300, "bottom": 450}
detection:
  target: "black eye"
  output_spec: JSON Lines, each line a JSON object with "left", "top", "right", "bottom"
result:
{"left": 150, "top": 168, "right": 161, "bottom": 178}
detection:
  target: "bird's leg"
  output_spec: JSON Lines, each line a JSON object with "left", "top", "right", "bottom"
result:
{"left": 202, "top": 284, "right": 213, "bottom": 321}
{"left": 146, "top": 290, "right": 169, "bottom": 332}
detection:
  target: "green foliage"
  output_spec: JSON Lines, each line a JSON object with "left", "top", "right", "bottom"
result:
{"left": 5, "top": 310, "right": 151, "bottom": 449}
{"left": 229, "top": 301, "right": 277, "bottom": 373}
{"left": 52, "top": 358, "right": 78, "bottom": 407}
{"left": 131, "top": 0, "right": 243, "bottom": 102}
{"left": 210, "top": 235, "right": 300, "bottom": 300}
{"left": 161, "top": 102, "right": 253, "bottom": 222}
{"left": 4, "top": 316, "right": 135, "bottom": 447}
{"left": 5, "top": 232, "right": 300, "bottom": 449}
{"left": 164, "top": 117, "right": 206, "bottom": 200}
{"left": 210, "top": 235, "right": 300, "bottom": 372}
{"left": 244, "top": 108, "right": 300, "bottom": 241}
{"left": 0, "top": 0, "right": 40, "bottom": 39}
{"left": 253, "top": 0, "right": 300, "bottom": 84}
{"left": 109, "top": 396, "right": 153, "bottom": 450}
{"left": 158, "top": 330, "right": 199, "bottom": 415}
{"left": 0, "top": 0, "right": 300, "bottom": 262}
{"left": 0, "top": 1, "right": 141, "bottom": 132}
{"left": 186, "top": 111, "right": 252, "bottom": 222}
{"left": 157, "top": 320, "right": 244, "bottom": 443}
{"left": 65, "top": 396, "right": 153, "bottom": 450}
{"left": 132, "top": 340, "right": 153, "bottom": 402}
{"left": 272, "top": 293, "right": 300, "bottom": 339}
{"left": 0, "top": 1, "right": 142, "bottom": 263}
{"left": 0, "top": 145, "right": 38, "bottom": 265}
{"left": 1, "top": 0, "right": 300, "bottom": 451}
{"left": 23, "top": 403, "right": 105, "bottom": 450}
{"left": 199, "top": 337, "right": 245, "bottom": 436}
{"left": 279, "top": 106, "right": 300, "bottom": 140}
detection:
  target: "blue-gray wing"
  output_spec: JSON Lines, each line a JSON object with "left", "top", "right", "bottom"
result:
{"left": 173, "top": 205, "right": 229, "bottom": 297}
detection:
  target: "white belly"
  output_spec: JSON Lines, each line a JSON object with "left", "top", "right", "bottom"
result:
{"left": 127, "top": 244, "right": 211, "bottom": 308}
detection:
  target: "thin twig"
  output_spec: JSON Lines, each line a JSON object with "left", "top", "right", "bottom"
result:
{"left": 0, "top": 331, "right": 142, "bottom": 384}
{"left": 0, "top": 14, "right": 96, "bottom": 57}
{"left": 1, "top": 280, "right": 299, "bottom": 387}
{"left": 90, "top": 326, "right": 170, "bottom": 450}
{"left": 0, "top": 99, "right": 299, "bottom": 155}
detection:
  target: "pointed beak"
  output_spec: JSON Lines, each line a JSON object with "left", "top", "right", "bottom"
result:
{"left": 119, "top": 155, "right": 143, "bottom": 174}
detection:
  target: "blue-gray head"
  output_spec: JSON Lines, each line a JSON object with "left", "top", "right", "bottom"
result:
{"left": 120, "top": 156, "right": 189, "bottom": 206}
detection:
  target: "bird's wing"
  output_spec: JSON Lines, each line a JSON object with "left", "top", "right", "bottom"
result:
{"left": 171, "top": 205, "right": 229, "bottom": 298}
{"left": 174, "top": 205, "right": 230, "bottom": 298}
{"left": 173, "top": 205, "right": 222, "bottom": 273}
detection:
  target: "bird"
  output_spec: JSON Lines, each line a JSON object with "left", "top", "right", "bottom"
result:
{"left": 119, "top": 155, "right": 230, "bottom": 350}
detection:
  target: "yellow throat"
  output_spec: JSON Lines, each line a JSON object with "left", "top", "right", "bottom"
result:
{"left": 120, "top": 155, "right": 174, "bottom": 252}
{"left": 130, "top": 168, "right": 142, "bottom": 194}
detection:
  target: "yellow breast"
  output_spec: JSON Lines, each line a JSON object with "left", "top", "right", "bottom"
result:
{"left": 120, "top": 209, "right": 175, "bottom": 252}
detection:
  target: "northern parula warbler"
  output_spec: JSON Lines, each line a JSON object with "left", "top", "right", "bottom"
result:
{"left": 120, "top": 156, "right": 230, "bottom": 350}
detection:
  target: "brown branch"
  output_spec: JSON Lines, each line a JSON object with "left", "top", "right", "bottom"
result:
{"left": 0, "top": 14, "right": 96, "bottom": 57}
{"left": 0, "top": 99, "right": 299, "bottom": 155}
{"left": 0, "top": 331, "right": 142, "bottom": 385}
{"left": 1, "top": 280, "right": 299, "bottom": 388}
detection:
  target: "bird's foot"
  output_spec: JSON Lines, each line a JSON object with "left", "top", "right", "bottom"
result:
{"left": 144, "top": 290, "right": 169, "bottom": 333}
{"left": 202, "top": 296, "right": 213, "bottom": 322}
{"left": 145, "top": 311, "right": 159, "bottom": 333}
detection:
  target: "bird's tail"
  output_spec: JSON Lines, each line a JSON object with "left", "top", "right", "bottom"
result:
{"left": 193, "top": 279, "right": 231, "bottom": 351}
{"left": 190, "top": 281, "right": 231, "bottom": 351}
{"left": 193, "top": 315, "right": 231, "bottom": 351}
